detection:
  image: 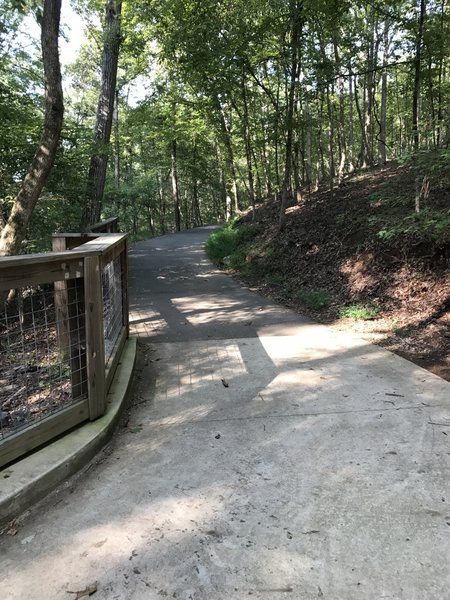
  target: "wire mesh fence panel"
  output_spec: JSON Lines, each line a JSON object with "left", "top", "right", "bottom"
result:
{"left": 102, "top": 255, "right": 123, "bottom": 367}
{"left": 0, "top": 281, "right": 87, "bottom": 441}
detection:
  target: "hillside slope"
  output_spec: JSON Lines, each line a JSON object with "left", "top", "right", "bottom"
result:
{"left": 207, "top": 153, "right": 450, "bottom": 381}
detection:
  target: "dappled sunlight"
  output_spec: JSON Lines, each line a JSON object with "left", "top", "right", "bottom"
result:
{"left": 172, "top": 295, "right": 252, "bottom": 325}
{"left": 3, "top": 229, "right": 449, "bottom": 599}
{"left": 2, "top": 481, "right": 227, "bottom": 598}
{"left": 258, "top": 326, "right": 369, "bottom": 365}
{"left": 129, "top": 307, "right": 169, "bottom": 337}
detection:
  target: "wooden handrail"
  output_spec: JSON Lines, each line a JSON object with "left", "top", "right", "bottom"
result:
{"left": 0, "top": 235, "right": 127, "bottom": 291}
{"left": 88, "top": 217, "right": 119, "bottom": 233}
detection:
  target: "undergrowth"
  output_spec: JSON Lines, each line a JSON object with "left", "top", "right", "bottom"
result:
{"left": 339, "top": 304, "right": 380, "bottom": 320}
{"left": 205, "top": 220, "right": 263, "bottom": 270}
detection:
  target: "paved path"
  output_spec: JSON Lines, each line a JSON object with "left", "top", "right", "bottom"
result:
{"left": 1, "top": 227, "right": 450, "bottom": 599}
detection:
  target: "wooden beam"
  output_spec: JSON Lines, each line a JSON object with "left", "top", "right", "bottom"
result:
{"left": 0, "top": 399, "right": 89, "bottom": 468}
{"left": 84, "top": 254, "right": 106, "bottom": 420}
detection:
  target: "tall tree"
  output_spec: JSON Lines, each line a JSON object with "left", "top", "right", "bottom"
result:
{"left": 0, "top": 0, "right": 64, "bottom": 256}
{"left": 412, "top": 0, "right": 426, "bottom": 152}
{"left": 279, "top": 0, "right": 303, "bottom": 229}
{"left": 82, "top": 0, "right": 122, "bottom": 228}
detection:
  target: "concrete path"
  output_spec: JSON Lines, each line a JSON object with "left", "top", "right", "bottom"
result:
{"left": 1, "top": 227, "right": 450, "bottom": 599}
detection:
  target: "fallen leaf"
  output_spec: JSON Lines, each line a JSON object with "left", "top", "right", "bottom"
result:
{"left": 21, "top": 534, "right": 35, "bottom": 545}
{"left": 302, "top": 530, "right": 320, "bottom": 535}
{"left": 67, "top": 583, "right": 97, "bottom": 598}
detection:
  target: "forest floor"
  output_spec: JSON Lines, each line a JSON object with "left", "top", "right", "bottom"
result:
{"left": 210, "top": 152, "right": 450, "bottom": 382}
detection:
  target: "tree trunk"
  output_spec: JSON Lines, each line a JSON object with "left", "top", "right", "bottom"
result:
{"left": 348, "top": 71, "right": 355, "bottom": 171}
{"left": 171, "top": 139, "right": 181, "bottom": 232}
{"left": 157, "top": 172, "right": 166, "bottom": 235}
{"left": 217, "top": 99, "right": 240, "bottom": 213}
{"left": 241, "top": 70, "right": 256, "bottom": 215}
{"left": 379, "top": 20, "right": 390, "bottom": 164}
{"left": 192, "top": 178, "right": 202, "bottom": 226}
{"left": 326, "top": 85, "right": 335, "bottom": 201}
{"left": 436, "top": 0, "right": 445, "bottom": 146}
{"left": 363, "top": 10, "right": 377, "bottom": 166}
{"left": 0, "top": 0, "right": 64, "bottom": 256}
{"left": 412, "top": 0, "right": 426, "bottom": 152}
{"left": 82, "top": 0, "right": 122, "bottom": 229}
{"left": 260, "top": 101, "right": 272, "bottom": 198}
{"left": 333, "top": 37, "right": 347, "bottom": 183}
{"left": 113, "top": 88, "right": 120, "bottom": 187}
{"left": 279, "top": 0, "right": 303, "bottom": 229}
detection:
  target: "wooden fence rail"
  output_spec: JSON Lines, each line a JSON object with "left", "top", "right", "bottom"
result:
{"left": 0, "top": 230, "right": 128, "bottom": 467}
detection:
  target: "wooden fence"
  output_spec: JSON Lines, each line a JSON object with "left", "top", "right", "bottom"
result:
{"left": 0, "top": 230, "right": 128, "bottom": 467}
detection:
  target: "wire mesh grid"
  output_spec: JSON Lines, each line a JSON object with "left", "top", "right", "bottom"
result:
{"left": 0, "top": 281, "right": 87, "bottom": 441}
{"left": 102, "top": 255, "right": 123, "bottom": 366}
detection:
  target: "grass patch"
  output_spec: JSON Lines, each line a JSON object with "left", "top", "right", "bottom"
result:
{"left": 339, "top": 304, "right": 380, "bottom": 320}
{"left": 294, "top": 289, "right": 331, "bottom": 310}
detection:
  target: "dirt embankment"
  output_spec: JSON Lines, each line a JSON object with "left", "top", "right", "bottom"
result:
{"left": 232, "top": 158, "right": 450, "bottom": 381}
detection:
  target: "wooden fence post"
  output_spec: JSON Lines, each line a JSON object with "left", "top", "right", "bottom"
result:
{"left": 52, "top": 236, "right": 87, "bottom": 400}
{"left": 52, "top": 236, "right": 70, "bottom": 357}
{"left": 121, "top": 238, "right": 129, "bottom": 335}
{"left": 84, "top": 254, "right": 106, "bottom": 419}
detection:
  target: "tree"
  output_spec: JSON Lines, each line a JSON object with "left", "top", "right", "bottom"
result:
{"left": 0, "top": 0, "right": 64, "bottom": 256}
{"left": 82, "top": 0, "right": 122, "bottom": 228}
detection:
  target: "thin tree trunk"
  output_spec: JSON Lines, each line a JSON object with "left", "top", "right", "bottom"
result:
{"left": 113, "top": 88, "right": 120, "bottom": 187}
{"left": 279, "top": 0, "right": 303, "bottom": 229}
{"left": 363, "top": 9, "right": 376, "bottom": 166}
{"left": 274, "top": 75, "right": 281, "bottom": 189}
{"left": 305, "top": 97, "right": 312, "bottom": 185}
{"left": 353, "top": 74, "right": 366, "bottom": 168}
{"left": 260, "top": 99, "right": 272, "bottom": 198}
{"left": 318, "top": 95, "right": 327, "bottom": 181}
{"left": 379, "top": 20, "right": 390, "bottom": 164}
{"left": 412, "top": 0, "right": 426, "bottom": 152}
{"left": 333, "top": 37, "right": 347, "bottom": 183}
{"left": 217, "top": 99, "right": 240, "bottom": 213}
{"left": 83, "top": 0, "right": 122, "bottom": 229}
{"left": 157, "top": 172, "right": 166, "bottom": 235}
{"left": 171, "top": 139, "right": 181, "bottom": 232}
{"left": 436, "top": 0, "right": 445, "bottom": 146}
{"left": 326, "top": 85, "right": 335, "bottom": 201}
{"left": 191, "top": 140, "right": 202, "bottom": 226}
{"left": 241, "top": 70, "right": 256, "bottom": 215}
{"left": 292, "top": 76, "right": 302, "bottom": 201}
{"left": 0, "top": 0, "right": 64, "bottom": 256}
{"left": 427, "top": 52, "right": 436, "bottom": 148}
{"left": 192, "top": 178, "right": 202, "bottom": 226}
{"left": 348, "top": 71, "right": 355, "bottom": 171}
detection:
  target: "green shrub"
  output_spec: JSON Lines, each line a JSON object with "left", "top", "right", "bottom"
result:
{"left": 205, "top": 223, "right": 239, "bottom": 263}
{"left": 205, "top": 222, "right": 261, "bottom": 268}
{"left": 339, "top": 304, "right": 380, "bottom": 320}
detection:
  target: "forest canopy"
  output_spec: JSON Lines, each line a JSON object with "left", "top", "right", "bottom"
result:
{"left": 0, "top": 0, "right": 448, "bottom": 251}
